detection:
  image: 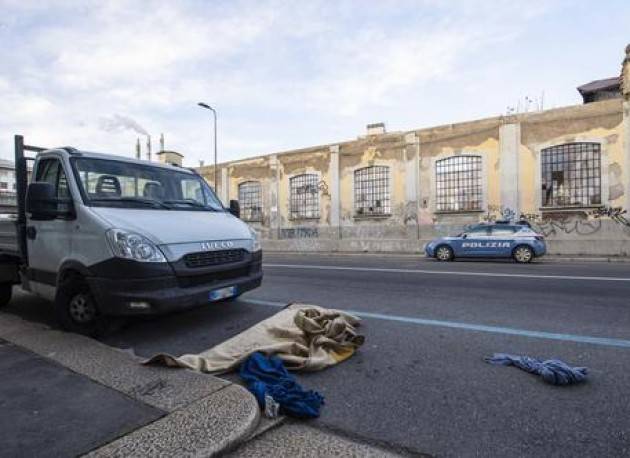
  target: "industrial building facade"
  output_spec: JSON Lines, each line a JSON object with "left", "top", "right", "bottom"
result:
{"left": 197, "top": 45, "right": 630, "bottom": 256}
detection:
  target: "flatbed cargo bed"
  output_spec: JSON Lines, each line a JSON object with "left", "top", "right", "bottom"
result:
{"left": 0, "top": 215, "right": 19, "bottom": 257}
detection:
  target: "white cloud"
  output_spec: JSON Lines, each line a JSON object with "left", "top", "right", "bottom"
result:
{"left": 1, "top": 0, "right": 620, "bottom": 166}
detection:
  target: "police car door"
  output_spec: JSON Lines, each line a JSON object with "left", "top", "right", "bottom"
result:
{"left": 460, "top": 226, "right": 491, "bottom": 257}
{"left": 488, "top": 225, "right": 516, "bottom": 257}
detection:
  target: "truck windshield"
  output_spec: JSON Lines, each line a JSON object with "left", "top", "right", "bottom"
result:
{"left": 72, "top": 157, "right": 224, "bottom": 211}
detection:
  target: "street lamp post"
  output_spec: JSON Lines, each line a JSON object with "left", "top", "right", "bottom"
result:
{"left": 197, "top": 102, "right": 218, "bottom": 188}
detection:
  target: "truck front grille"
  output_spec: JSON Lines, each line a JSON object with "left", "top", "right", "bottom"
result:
{"left": 183, "top": 249, "right": 246, "bottom": 268}
{"left": 177, "top": 266, "right": 250, "bottom": 288}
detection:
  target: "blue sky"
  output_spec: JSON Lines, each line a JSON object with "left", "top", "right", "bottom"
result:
{"left": 1, "top": 0, "right": 629, "bottom": 166}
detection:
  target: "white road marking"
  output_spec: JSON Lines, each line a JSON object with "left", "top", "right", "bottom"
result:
{"left": 264, "top": 263, "right": 630, "bottom": 282}
{"left": 244, "top": 298, "right": 630, "bottom": 349}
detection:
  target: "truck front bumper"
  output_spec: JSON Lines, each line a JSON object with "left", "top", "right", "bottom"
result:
{"left": 87, "top": 251, "right": 263, "bottom": 316}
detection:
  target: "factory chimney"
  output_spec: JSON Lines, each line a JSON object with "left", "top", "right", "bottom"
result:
{"left": 146, "top": 135, "right": 152, "bottom": 161}
{"left": 159, "top": 133, "right": 165, "bottom": 152}
{"left": 135, "top": 138, "right": 141, "bottom": 159}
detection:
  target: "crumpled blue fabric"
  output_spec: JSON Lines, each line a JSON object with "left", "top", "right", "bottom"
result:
{"left": 485, "top": 353, "right": 588, "bottom": 385}
{"left": 239, "top": 352, "right": 324, "bottom": 418}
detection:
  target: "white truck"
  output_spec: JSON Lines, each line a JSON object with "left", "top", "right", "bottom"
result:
{"left": 0, "top": 135, "right": 262, "bottom": 335}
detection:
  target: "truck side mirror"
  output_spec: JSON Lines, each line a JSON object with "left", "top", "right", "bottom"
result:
{"left": 26, "top": 182, "right": 74, "bottom": 221}
{"left": 229, "top": 199, "right": 240, "bottom": 218}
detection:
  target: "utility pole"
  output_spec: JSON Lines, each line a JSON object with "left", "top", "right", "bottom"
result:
{"left": 197, "top": 102, "right": 218, "bottom": 188}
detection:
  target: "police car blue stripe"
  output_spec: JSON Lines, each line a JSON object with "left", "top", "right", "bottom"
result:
{"left": 244, "top": 298, "right": 630, "bottom": 349}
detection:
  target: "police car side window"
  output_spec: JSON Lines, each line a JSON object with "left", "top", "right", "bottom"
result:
{"left": 491, "top": 227, "right": 516, "bottom": 236}
{"left": 467, "top": 227, "right": 489, "bottom": 236}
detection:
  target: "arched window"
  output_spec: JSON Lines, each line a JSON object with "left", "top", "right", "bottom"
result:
{"left": 541, "top": 142, "right": 601, "bottom": 207}
{"left": 435, "top": 155, "right": 482, "bottom": 211}
{"left": 354, "top": 166, "right": 391, "bottom": 216}
{"left": 238, "top": 181, "right": 262, "bottom": 221}
{"left": 289, "top": 174, "right": 319, "bottom": 219}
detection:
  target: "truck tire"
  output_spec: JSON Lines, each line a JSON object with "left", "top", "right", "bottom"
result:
{"left": 55, "top": 274, "right": 103, "bottom": 336}
{"left": 0, "top": 284, "right": 12, "bottom": 307}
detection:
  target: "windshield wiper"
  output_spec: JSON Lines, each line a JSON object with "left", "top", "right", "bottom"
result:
{"left": 90, "top": 197, "right": 171, "bottom": 209}
{"left": 163, "top": 199, "right": 221, "bottom": 211}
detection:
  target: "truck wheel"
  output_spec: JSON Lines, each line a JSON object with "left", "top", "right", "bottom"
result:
{"left": 55, "top": 275, "right": 103, "bottom": 336}
{"left": 435, "top": 245, "right": 454, "bottom": 262}
{"left": 513, "top": 245, "right": 534, "bottom": 264}
{"left": 0, "top": 284, "right": 12, "bottom": 307}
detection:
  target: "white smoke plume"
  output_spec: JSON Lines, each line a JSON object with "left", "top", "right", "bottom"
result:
{"left": 99, "top": 114, "right": 148, "bottom": 136}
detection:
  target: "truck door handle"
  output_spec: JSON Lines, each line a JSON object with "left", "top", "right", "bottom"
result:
{"left": 26, "top": 226, "right": 37, "bottom": 240}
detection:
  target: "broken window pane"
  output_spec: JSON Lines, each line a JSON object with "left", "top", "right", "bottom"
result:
{"left": 435, "top": 156, "right": 482, "bottom": 212}
{"left": 541, "top": 143, "right": 601, "bottom": 207}
{"left": 238, "top": 181, "right": 263, "bottom": 222}
{"left": 354, "top": 166, "right": 391, "bottom": 216}
{"left": 290, "top": 174, "right": 320, "bottom": 219}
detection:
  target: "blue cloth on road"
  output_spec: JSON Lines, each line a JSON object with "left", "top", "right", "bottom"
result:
{"left": 485, "top": 353, "right": 588, "bottom": 385}
{"left": 239, "top": 352, "right": 324, "bottom": 418}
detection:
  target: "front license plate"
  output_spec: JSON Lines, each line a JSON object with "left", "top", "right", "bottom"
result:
{"left": 209, "top": 286, "right": 237, "bottom": 301}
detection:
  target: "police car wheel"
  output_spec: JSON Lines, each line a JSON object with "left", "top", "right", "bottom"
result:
{"left": 435, "top": 245, "right": 454, "bottom": 261}
{"left": 513, "top": 245, "right": 534, "bottom": 263}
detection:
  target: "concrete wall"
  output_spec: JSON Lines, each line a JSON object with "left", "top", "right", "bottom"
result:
{"left": 196, "top": 46, "right": 630, "bottom": 257}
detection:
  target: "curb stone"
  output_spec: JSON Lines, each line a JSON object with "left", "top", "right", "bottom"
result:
{"left": 0, "top": 312, "right": 261, "bottom": 456}
{"left": 225, "top": 421, "right": 408, "bottom": 457}
{"left": 86, "top": 384, "right": 260, "bottom": 457}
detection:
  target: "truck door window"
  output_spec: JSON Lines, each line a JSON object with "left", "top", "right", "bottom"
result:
{"left": 181, "top": 179, "right": 204, "bottom": 204}
{"left": 36, "top": 158, "right": 70, "bottom": 199}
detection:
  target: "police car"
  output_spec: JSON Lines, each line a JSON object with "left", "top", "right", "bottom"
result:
{"left": 425, "top": 222, "right": 546, "bottom": 263}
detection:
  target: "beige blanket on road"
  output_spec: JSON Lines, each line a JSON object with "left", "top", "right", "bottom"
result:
{"left": 144, "top": 303, "right": 365, "bottom": 373}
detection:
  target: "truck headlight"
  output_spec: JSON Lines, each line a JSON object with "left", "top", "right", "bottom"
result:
{"left": 249, "top": 227, "right": 261, "bottom": 252}
{"left": 106, "top": 229, "right": 166, "bottom": 263}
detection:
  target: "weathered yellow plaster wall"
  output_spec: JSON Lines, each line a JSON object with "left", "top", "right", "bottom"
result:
{"left": 519, "top": 99, "right": 624, "bottom": 214}
{"left": 197, "top": 98, "right": 625, "bottom": 241}
{"left": 338, "top": 133, "right": 407, "bottom": 226}
{"left": 415, "top": 118, "right": 501, "bottom": 224}
{"left": 277, "top": 148, "right": 331, "bottom": 227}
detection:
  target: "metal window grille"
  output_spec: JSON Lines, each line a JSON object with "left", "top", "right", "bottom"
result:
{"left": 354, "top": 166, "right": 391, "bottom": 216}
{"left": 289, "top": 174, "right": 319, "bottom": 219}
{"left": 435, "top": 156, "right": 482, "bottom": 212}
{"left": 238, "top": 181, "right": 263, "bottom": 221}
{"left": 541, "top": 143, "right": 601, "bottom": 208}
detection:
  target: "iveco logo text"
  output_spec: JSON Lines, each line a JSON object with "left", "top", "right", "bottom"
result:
{"left": 201, "top": 241, "right": 235, "bottom": 250}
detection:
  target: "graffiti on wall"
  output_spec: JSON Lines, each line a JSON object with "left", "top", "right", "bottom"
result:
{"left": 591, "top": 206, "right": 630, "bottom": 227}
{"left": 484, "top": 205, "right": 516, "bottom": 222}
{"left": 531, "top": 217, "right": 602, "bottom": 237}
{"left": 279, "top": 227, "right": 319, "bottom": 239}
{"left": 403, "top": 201, "right": 419, "bottom": 225}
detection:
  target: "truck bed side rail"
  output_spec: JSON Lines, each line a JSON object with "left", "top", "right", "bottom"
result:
{"left": 14, "top": 135, "right": 47, "bottom": 265}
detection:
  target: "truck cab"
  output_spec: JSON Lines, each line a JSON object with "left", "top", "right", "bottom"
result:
{"left": 0, "top": 136, "right": 262, "bottom": 335}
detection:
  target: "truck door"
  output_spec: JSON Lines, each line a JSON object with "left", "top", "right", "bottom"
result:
{"left": 27, "top": 157, "right": 73, "bottom": 298}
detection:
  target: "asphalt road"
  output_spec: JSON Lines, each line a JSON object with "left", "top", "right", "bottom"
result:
{"left": 6, "top": 254, "right": 630, "bottom": 457}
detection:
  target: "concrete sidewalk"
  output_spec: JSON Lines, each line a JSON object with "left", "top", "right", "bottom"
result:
{"left": 0, "top": 312, "right": 260, "bottom": 456}
{"left": 0, "top": 310, "right": 399, "bottom": 457}
{"left": 0, "top": 339, "right": 162, "bottom": 457}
